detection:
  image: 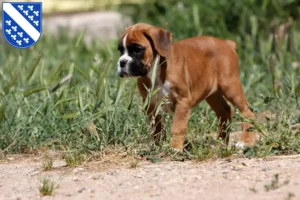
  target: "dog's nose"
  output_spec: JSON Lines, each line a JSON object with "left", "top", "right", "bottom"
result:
{"left": 119, "top": 60, "right": 128, "bottom": 68}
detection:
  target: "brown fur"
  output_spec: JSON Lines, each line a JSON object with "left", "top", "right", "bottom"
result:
{"left": 119, "top": 23, "right": 257, "bottom": 151}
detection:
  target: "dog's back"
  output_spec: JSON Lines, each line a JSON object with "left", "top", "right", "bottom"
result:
{"left": 174, "top": 36, "right": 237, "bottom": 53}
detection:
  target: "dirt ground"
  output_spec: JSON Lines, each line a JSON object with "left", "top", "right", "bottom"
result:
{"left": 0, "top": 153, "right": 300, "bottom": 200}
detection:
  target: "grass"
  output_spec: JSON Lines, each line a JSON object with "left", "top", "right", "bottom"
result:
{"left": 42, "top": 153, "right": 53, "bottom": 171}
{"left": 264, "top": 174, "right": 289, "bottom": 192}
{"left": 39, "top": 177, "right": 57, "bottom": 196}
{"left": 0, "top": 1, "right": 299, "bottom": 163}
{"left": 128, "top": 158, "right": 139, "bottom": 168}
{"left": 64, "top": 151, "right": 85, "bottom": 166}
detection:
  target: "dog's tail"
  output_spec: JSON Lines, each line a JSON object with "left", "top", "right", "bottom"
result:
{"left": 225, "top": 40, "right": 237, "bottom": 50}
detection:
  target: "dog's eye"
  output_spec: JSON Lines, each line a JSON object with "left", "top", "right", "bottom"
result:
{"left": 131, "top": 47, "right": 144, "bottom": 54}
{"left": 129, "top": 44, "right": 145, "bottom": 55}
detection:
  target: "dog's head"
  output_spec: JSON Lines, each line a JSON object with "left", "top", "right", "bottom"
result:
{"left": 117, "top": 23, "right": 172, "bottom": 77}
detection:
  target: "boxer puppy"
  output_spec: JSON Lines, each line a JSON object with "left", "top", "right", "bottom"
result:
{"left": 117, "top": 23, "right": 257, "bottom": 151}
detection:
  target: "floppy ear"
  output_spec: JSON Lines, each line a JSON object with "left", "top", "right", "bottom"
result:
{"left": 143, "top": 27, "right": 172, "bottom": 57}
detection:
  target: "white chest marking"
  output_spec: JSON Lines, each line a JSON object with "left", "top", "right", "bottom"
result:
{"left": 147, "top": 56, "right": 171, "bottom": 100}
{"left": 160, "top": 81, "right": 171, "bottom": 98}
{"left": 156, "top": 80, "right": 172, "bottom": 112}
{"left": 150, "top": 71, "right": 171, "bottom": 102}
{"left": 117, "top": 34, "right": 132, "bottom": 74}
{"left": 146, "top": 56, "right": 173, "bottom": 112}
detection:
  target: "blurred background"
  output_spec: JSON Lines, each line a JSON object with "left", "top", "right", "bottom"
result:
{"left": 0, "top": 0, "right": 299, "bottom": 156}
{"left": 1, "top": 0, "right": 299, "bottom": 46}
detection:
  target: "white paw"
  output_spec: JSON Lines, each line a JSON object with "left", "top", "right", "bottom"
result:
{"left": 170, "top": 147, "right": 183, "bottom": 153}
{"left": 233, "top": 141, "right": 247, "bottom": 149}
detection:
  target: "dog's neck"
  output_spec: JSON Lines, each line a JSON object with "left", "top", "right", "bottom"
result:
{"left": 146, "top": 54, "right": 171, "bottom": 108}
{"left": 147, "top": 55, "right": 167, "bottom": 84}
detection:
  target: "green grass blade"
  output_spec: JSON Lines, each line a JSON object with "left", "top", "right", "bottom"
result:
{"left": 62, "top": 112, "right": 80, "bottom": 119}
{"left": 4, "top": 71, "right": 19, "bottom": 95}
{"left": 77, "top": 88, "right": 84, "bottom": 115}
{"left": 26, "top": 53, "right": 42, "bottom": 81}
{"left": 23, "top": 87, "right": 47, "bottom": 97}
{"left": 0, "top": 103, "right": 5, "bottom": 122}
{"left": 47, "top": 59, "right": 66, "bottom": 84}
{"left": 74, "top": 65, "right": 89, "bottom": 80}
{"left": 51, "top": 74, "right": 72, "bottom": 92}
{"left": 51, "top": 97, "right": 78, "bottom": 110}
{"left": 75, "top": 29, "right": 86, "bottom": 47}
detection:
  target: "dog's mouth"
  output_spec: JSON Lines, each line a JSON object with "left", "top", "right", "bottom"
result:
{"left": 118, "top": 71, "right": 130, "bottom": 78}
{"left": 118, "top": 65, "right": 149, "bottom": 78}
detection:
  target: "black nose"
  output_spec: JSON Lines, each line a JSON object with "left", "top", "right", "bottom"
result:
{"left": 120, "top": 60, "right": 128, "bottom": 68}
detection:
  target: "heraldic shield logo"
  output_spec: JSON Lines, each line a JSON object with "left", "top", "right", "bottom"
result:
{"left": 2, "top": 2, "right": 42, "bottom": 48}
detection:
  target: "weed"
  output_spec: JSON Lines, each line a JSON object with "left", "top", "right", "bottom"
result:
{"left": 64, "top": 151, "right": 85, "bottom": 166}
{"left": 128, "top": 158, "right": 139, "bottom": 169}
{"left": 285, "top": 192, "right": 295, "bottom": 200}
{"left": 39, "top": 177, "right": 57, "bottom": 196}
{"left": 264, "top": 174, "right": 289, "bottom": 191}
{"left": 189, "top": 136, "right": 237, "bottom": 161}
{"left": 249, "top": 187, "right": 257, "bottom": 193}
{"left": 41, "top": 154, "right": 53, "bottom": 171}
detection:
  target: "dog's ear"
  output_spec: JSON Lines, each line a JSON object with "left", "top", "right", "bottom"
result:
{"left": 143, "top": 27, "right": 172, "bottom": 57}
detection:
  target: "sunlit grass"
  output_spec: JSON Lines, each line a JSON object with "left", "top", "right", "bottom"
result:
{"left": 0, "top": 1, "right": 299, "bottom": 161}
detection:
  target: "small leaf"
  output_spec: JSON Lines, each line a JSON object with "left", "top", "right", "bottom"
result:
{"left": 62, "top": 112, "right": 80, "bottom": 119}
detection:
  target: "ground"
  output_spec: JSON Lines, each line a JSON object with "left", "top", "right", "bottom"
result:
{"left": 0, "top": 153, "right": 300, "bottom": 200}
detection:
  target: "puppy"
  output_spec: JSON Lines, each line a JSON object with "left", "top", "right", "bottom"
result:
{"left": 117, "top": 23, "right": 257, "bottom": 151}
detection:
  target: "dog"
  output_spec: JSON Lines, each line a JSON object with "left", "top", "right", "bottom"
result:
{"left": 117, "top": 23, "right": 257, "bottom": 151}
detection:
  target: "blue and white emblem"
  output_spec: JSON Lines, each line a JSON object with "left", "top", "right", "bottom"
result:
{"left": 2, "top": 2, "right": 42, "bottom": 48}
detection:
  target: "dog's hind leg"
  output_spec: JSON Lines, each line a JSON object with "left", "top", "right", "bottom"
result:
{"left": 219, "top": 78, "right": 257, "bottom": 147}
{"left": 170, "top": 98, "right": 191, "bottom": 151}
{"left": 205, "top": 91, "right": 233, "bottom": 144}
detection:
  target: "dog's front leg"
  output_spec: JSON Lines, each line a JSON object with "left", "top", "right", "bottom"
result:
{"left": 137, "top": 78, "right": 164, "bottom": 143}
{"left": 170, "top": 100, "right": 191, "bottom": 151}
{"left": 145, "top": 103, "right": 164, "bottom": 143}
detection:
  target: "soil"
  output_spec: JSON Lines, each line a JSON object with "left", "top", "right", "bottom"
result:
{"left": 0, "top": 153, "right": 300, "bottom": 200}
